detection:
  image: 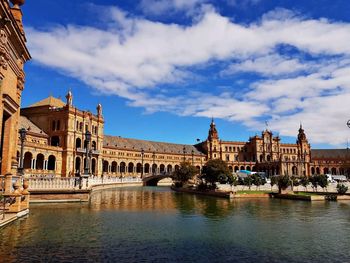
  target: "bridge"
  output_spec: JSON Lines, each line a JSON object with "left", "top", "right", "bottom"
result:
{"left": 142, "top": 173, "right": 173, "bottom": 186}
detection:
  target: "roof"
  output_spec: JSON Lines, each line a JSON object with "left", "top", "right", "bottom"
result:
{"left": 19, "top": 116, "right": 47, "bottom": 136}
{"left": 103, "top": 135, "right": 203, "bottom": 155}
{"left": 29, "top": 96, "right": 66, "bottom": 108}
{"left": 311, "top": 149, "right": 350, "bottom": 159}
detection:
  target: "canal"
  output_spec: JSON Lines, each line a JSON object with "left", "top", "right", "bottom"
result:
{"left": 1, "top": 187, "right": 350, "bottom": 262}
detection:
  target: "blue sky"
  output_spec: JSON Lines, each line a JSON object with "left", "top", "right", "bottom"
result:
{"left": 20, "top": 0, "right": 350, "bottom": 148}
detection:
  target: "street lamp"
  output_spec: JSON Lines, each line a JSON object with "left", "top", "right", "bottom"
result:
{"left": 183, "top": 146, "right": 186, "bottom": 162}
{"left": 84, "top": 130, "right": 91, "bottom": 176}
{"left": 152, "top": 151, "right": 155, "bottom": 175}
{"left": 18, "top": 128, "right": 27, "bottom": 176}
{"left": 141, "top": 148, "right": 144, "bottom": 178}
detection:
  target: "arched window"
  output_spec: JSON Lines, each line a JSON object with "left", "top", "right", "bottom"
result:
{"left": 144, "top": 163, "right": 150, "bottom": 174}
{"left": 316, "top": 167, "right": 320, "bottom": 174}
{"left": 56, "top": 120, "right": 60, "bottom": 130}
{"left": 128, "top": 162, "right": 134, "bottom": 173}
{"left": 311, "top": 167, "right": 315, "bottom": 175}
{"left": 103, "top": 160, "right": 109, "bottom": 173}
{"left": 48, "top": 155, "right": 56, "bottom": 171}
{"left": 240, "top": 166, "right": 245, "bottom": 170}
{"left": 152, "top": 164, "right": 157, "bottom": 174}
{"left": 111, "top": 161, "right": 117, "bottom": 173}
{"left": 167, "top": 164, "right": 173, "bottom": 173}
{"left": 136, "top": 163, "right": 142, "bottom": 173}
{"left": 76, "top": 138, "right": 82, "bottom": 149}
{"left": 92, "top": 141, "right": 97, "bottom": 151}
{"left": 91, "top": 159, "right": 96, "bottom": 175}
{"left": 79, "top": 122, "right": 83, "bottom": 131}
{"left": 266, "top": 155, "right": 271, "bottom": 162}
{"left": 51, "top": 136, "right": 60, "bottom": 147}
{"left": 292, "top": 166, "right": 298, "bottom": 175}
{"left": 160, "top": 164, "right": 165, "bottom": 173}
{"left": 234, "top": 166, "right": 239, "bottom": 172}
{"left": 52, "top": 120, "right": 56, "bottom": 131}
{"left": 175, "top": 165, "right": 179, "bottom": 171}
{"left": 324, "top": 167, "right": 329, "bottom": 174}
{"left": 36, "top": 154, "right": 44, "bottom": 170}
{"left": 259, "top": 155, "right": 263, "bottom": 162}
{"left": 120, "top": 162, "right": 126, "bottom": 173}
{"left": 23, "top": 152, "right": 32, "bottom": 169}
{"left": 331, "top": 167, "right": 337, "bottom": 175}
{"left": 75, "top": 157, "right": 81, "bottom": 173}
{"left": 246, "top": 166, "right": 251, "bottom": 171}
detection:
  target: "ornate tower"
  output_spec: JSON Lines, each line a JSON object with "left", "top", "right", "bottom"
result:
{"left": 207, "top": 118, "right": 220, "bottom": 159}
{"left": 65, "top": 90, "right": 73, "bottom": 106}
{"left": 296, "top": 124, "right": 311, "bottom": 176}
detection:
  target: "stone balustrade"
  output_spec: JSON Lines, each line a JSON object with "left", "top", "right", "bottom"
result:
{"left": 28, "top": 176, "right": 142, "bottom": 190}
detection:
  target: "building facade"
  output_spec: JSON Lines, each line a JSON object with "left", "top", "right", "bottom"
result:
{"left": 0, "top": 0, "right": 30, "bottom": 175}
{"left": 17, "top": 92, "right": 350, "bottom": 178}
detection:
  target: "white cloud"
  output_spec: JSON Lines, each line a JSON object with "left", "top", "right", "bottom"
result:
{"left": 27, "top": 7, "right": 350, "bottom": 146}
{"left": 139, "top": 0, "right": 206, "bottom": 16}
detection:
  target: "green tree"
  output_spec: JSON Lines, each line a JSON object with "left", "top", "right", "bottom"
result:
{"left": 172, "top": 161, "right": 197, "bottom": 187}
{"left": 309, "top": 175, "right": 318, "bottom": 192}
{"left": 243, "top": 176, "right": 253, "bottom": 190}
{"left": 336, "top": 183, "right": 348, "bottom": 195}
{"left": 201, "top": 159, "right": 231, "bottom": 187}
{"left": 300, "top": 176, "right": 309, "bottom": 191}
{"left": 317, "top": 174, "right": 329, "bottom": 192}
{"left": 226, "top": 173, "right": 238, "bottom": 192}
{"left": 270, "top": 176, "right": 277, "bottom": 192}
{"left": 252, "top": 174, "right": 262, "bottom": 190}
{"left": 276, "top": 175, "right": 290, "bottom": 193}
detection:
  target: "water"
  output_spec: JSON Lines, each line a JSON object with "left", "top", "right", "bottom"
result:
{"left": 1, "top": 187, "right": 350, "bottom": 262}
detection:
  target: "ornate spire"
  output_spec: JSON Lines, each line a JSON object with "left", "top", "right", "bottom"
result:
{"left": 208, "top": 118, "right": 219, "bottom": 140}
{"left": 65, "top": 89, "right": 73, "bottom": 106}
{"left": 297, "top": 123, "right": 307, "bottom": 143}
{"left": 97, "top": 103, "right": 102, "bottom": 116}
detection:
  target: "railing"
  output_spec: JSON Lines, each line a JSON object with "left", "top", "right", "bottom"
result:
{"left": 28, "top": 176, "right": 142, "bottom": 190}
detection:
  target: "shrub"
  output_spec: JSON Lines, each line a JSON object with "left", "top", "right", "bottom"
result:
{"left": 300, "top": 176, "right": 309, "bottom": 191}
{"left": 276, "top": 175, "right": 290, "bottom": 193}
{"left": 201, "top": 159, "right": 231, "bottom": 187}
{"left": 336, "top": 183, "right": 348, "bottom": 195}
{"left": 243, "top": 176, "right": 253, "bottom": 190}
{"left": 173, "top": 161, "right": 197, "bottom": 185}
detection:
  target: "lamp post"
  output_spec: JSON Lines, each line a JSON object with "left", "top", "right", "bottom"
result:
{"left": 84, "top": 130, "right": 91, "bottom": 176}
{"left": 141, "top": 148, "right": 144, "bottom": 178}
{"left": 152, "top": 151, "right": 155, "bottom": 175}
{"left": 183, "top": 146, "right": 186, "bottom": 162}
{"left": 18, "top": 128, "right": 27, "bottom": 176}
{"left": 191, "top": 149, "right": 194, "bottom": 166}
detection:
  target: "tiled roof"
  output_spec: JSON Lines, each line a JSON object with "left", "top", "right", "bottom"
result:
{"left": 311, "top": 149, "right": 350, "bottom": 159}
{"left": 19, "top": 116, "right": 47, "bottom": 136}
{"left": 103, "top": 135, "right": 203, "bottom": 155}
{"left": 29, "top": 96, "right": 66, "bottom": 108}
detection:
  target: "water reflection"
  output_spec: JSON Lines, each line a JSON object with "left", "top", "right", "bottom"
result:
{"left": 0, "top": 187, "right": 349, "bottom": 263}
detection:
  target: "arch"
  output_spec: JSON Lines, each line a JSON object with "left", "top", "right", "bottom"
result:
{"left": 23, "top": 152, "right": 32, "bottom": 169}
{"left": 228, "top": 166, "right": 233, "bottom": 172}
{"left": 311, "top": 167, "right": 315, "bottom": 175}
{"left": 36, "top": 154, "right": 44, "bottom": 170}
{"left": 51, "top": 136, "right": 60, "bottom": 147}
{"left": 266, "top": 155, "right": 271, "bottom": 162}
{"left": 292, "top": 166, "right": 298, "bottom": 175}
{"left": 152, "top": 164, "right": 157, "bottom": 174}
{"left": 324, "top": 167, "right": 329, "bottom": 174}
{"left": 144, "top": 163, "right": 150, "bottom": 174}
{"left": 246, "top": 166, "right": 251, "bottom": 171}
{"left": 175, "top": 165, "right": 179, "bottom": 171}
{"left": 331, "top": 167, "right": 337, "bottom": 175}
{"left": 252, "top": 166, "right": 256, "bottom": 172}
{"left": 103, "top": 160, "right": 109, "bottom": 173}
{"left": 128, "top": 162, "right": 134, "bottom": 173}
{"left": 240, "top": 166, "right": 245, "bottom": 170}
{"left": 160, "top": 164, "right": 165, "bottom": 173}
{"left": 167, "top": 164, "right": 173, "bottom": 173}
{"left": 196, "top": 166, "right": 200, "bottom": 172}
{"left": 92, "top": 141, "right": 97, "bottom": 151}
{"left": 91, "top": 158, "right": 96, "bottom": 175}
{"left": 136, "top": 163, "right": 142, "bottom": 173}
{"left": 79, "top": 122, "right": 83, "bottom": 131}
{"left": 120, "top": 162, "right": 126, "bottom": 173}
{"left": 111, "top": 161, "right": 117, "bottom": 173}
{"left": 75, "top": 157, "right": 81, "bottom": 173}
{"left": 47, "top": 155, "right": 56, "bottom": 171}
{"left": 234, "top": 166, "right": 239, "bottom": 172}
{"left": 316, "top": 167, "right": 320, "bottom": 174}
{"left": 259, "top": 155, "right": 263, "bottom": 162}
{"left": 76, "top": 138, "right": 82, "bottom": 149}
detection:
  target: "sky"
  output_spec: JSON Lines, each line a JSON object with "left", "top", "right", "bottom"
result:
{"left": 20, "top": 0, "right": 350, "bottom": 148}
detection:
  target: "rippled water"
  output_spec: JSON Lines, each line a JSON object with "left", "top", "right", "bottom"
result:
{"left": 1, "top": 187, "right": 350, "bottom": 262}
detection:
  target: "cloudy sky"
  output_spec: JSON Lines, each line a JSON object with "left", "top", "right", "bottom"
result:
{"left": 21, "top": 0, "right": 350, "bottom": 148}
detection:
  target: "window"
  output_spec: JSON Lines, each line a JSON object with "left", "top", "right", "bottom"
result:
{"left": 226, "top": 154, "right": 230, "bottom": 161}
{"left": 52, "top": 120, "right": 56, "bottom": 131}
